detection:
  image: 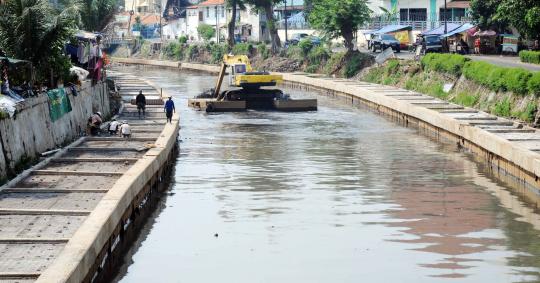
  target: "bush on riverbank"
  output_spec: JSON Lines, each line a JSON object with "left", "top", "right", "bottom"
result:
{"left": 124, "top": 40, "right": 374, "bottom": 78}
{"left": 360, "top": 56, "right": 540, "bottom": 124}
{"left": 421, "top": 53, "right": 540, "bottom": 96}
{"left": 421, "top": 53, "right": 469, "bottom": 76}
{"left": 520, "top": 50, "right": 540, "bottom": 64}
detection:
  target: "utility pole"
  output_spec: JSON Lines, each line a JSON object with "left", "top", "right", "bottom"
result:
{"left": 215, "top": 6, "right": 219, "bottom": 43}
{"left": 284, "top": 0, "right": 288, "bottom": 43}
{"left": 443, "top": 0, "right": 448, "bottom": 52}
{"left": 159, "top": 2, "right": 163, "bottom": 44}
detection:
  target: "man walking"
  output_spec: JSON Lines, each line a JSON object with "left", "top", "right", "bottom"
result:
{"left": 136, "top": 90, "right": 146, "bottom": 119}
{"left": 164, "top": 97, "right": 175, "bottom": 123}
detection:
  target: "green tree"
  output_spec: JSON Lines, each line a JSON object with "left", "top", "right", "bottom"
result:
{"left": 469, "top": 0, "right": 505, "bottom": 30}
{"left": 244, "top": 0, "right": 282, "bottom": 53}
{"left": 197, "top": 23, "right": 216, "bottom": 41}
{"left": 497, "top": 0, "right": 540, "bottom": 40}
{"left": 81, "top": 0, "right": 118, "bottom": 31}
{"left": 379, "top": 6, "right": 398, "bottom": 23}
{"left": 470, "top": 0, "right": 540, "bottom": 39}
{"left": 0, "top": 0, "right": 78, "bottom": 85}
{"left": 227, "top": 0, "right": 238, "bottom": 47}
{"left": 59, "top": 0, "right": 118, "bottom": 31}
{"left": 308, "top": 0, "right": 371, "bottom": 52}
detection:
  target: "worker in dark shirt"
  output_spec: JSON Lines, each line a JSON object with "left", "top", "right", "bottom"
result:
{"left": 136, "top": 90, "right": 146, "bottom": 119}
{"left": 164, "top": 97, "right": 175, "bottom": 123}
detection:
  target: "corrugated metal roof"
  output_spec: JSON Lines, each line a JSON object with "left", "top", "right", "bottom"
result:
{"left": 364, "top": 25, "right": 412, "bottom": 35}
{"left": 420, "top": 23, "right": 462, "bottom": 36}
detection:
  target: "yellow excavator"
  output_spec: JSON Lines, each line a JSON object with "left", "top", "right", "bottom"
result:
{"left": 188, "top": 54, "right": 317, "bottom": 112}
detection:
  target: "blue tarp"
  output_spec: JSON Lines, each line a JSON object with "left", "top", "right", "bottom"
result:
{"left": 364, "top": 25, "right": 412, "bottom": 35}
{"left": 278, "top": 12, "right": 306, "bottom": 24}
{"left": 420, "top": 23, "right": 462, "bottom": 36}
{"left": 440, "top": 23, "right": 475, "bottom": 38}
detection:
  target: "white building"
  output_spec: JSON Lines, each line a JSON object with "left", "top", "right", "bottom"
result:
{"left": 162, "top": 0, "right": 269, "bottom": 43}
{"left": 369, "top": 0, "right": 471, "bottom": 30}
{"left": 124, "top": 0, "right": 166, "bottom": 13}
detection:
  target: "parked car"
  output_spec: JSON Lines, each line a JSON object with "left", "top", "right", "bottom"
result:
{"left": 423, "top": 35, "right": 443, "bottom": 53}
{"left": 288, "top": 33, "right": 321, "bottom": 46}
{"left": 370, "top": 34, "right": 401, "bottom": 53}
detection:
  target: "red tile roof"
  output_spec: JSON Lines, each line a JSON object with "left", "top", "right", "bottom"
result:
{"left": 444, "top": 0, "right": 470, "bottom": 9}
{"left": 198, "top": 0, "right": 225, "bottom": 6}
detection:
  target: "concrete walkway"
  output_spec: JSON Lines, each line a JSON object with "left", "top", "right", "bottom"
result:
{"left": 0, "top": 75, "right": 173, "bottom": 282}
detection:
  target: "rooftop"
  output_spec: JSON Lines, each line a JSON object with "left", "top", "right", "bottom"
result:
{"left": 197, "top": 0, "right": 224, "bottom": 6}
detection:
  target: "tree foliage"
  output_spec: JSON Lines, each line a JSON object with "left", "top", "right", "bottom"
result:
{"left": 58, "top": 0, "right": 118, "bottom": 32}
{"left": 0, "top": 0, "right": 78, "bottom": 84}
{"left": 379, "top": 6, "right": 398, "bottom": 23}
{"left": 243, "top": 0, "right": 281, "bottom": 53}
{"left": 308, "top": 0, "right": 371, "bottom": 52}
{"left": 226, "top": 0, "right": 246, "bottom": 47}
{"left": 80, "top": 0, "right": 118, "bottom": 31}
{"left": 470, "top": 0, "right": 540, "bottom": 39}
{"left": 197, "top": 23, "right": 216, "bottom": 41}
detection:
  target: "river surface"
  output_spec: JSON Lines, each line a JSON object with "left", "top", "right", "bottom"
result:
{"left": 112, "top": 65, "right": 540, "bottom": 283}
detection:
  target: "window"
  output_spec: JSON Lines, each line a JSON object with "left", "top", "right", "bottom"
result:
{"left": 221, "top": 6, "right": 225, "bottom": 18}
{"left": 439, "top": 8, "right": 451, "bottom": 21}
{"left": 408, "top": 8, "right": 427, "bottom": 21}
{"left": 400, "top": 9, "right": 408, "bottom": 22}
{"left": 399, "top": 8, "right": 426, "bottom": 21}
{"left": 206, "top": 7, "right": 209, "bottom": 17}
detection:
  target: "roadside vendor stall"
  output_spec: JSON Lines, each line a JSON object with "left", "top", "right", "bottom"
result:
{"left": 440, "top": 23, "right": 475, "bottom": 54}
{"left": 363, "top": 25, "right": 412, "bottom": 50}
{"left": 500, "top": 34, "right": 518, "bottom": 55}
{"left": 417, "top": 23, "right": 461, "bottom": 53}
{"left": 473, "top": 30, "right": 497, "bottom": 54}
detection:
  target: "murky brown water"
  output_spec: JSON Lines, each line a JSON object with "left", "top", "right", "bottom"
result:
{"left": 112, "top": 66, "right": 540, "bottom": 283}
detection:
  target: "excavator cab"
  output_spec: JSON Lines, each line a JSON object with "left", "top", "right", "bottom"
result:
{"left": 229, "top": 63, "right": 248, "bottom": 87}
{"left": 188, "top": 54, "right": 317, "bottom": 112}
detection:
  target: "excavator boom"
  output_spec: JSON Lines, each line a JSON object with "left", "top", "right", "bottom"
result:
{"left": 190, "top": 53, "right": 316, "bottom": 112}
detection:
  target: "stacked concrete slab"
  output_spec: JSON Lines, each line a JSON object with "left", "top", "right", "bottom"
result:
{"left": 0, "top": 74, "right": 179, "bottom": 283}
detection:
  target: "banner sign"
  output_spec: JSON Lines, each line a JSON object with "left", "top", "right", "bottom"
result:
{"left": 47, "top": 88, "right": 72, "bottom": 122}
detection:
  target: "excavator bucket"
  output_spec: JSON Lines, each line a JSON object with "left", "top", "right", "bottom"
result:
{"left": 188, "top": 54, "right": 317, "bottom": 112}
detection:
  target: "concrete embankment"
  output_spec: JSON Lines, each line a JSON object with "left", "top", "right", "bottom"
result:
{"left": 0, "top": 81, "right": 110, "bottom": 181}
{"left": 114, "top": 57, "right": 540, "bottom": 206}
{"left": 0, "top": 75, "right": 179, "bottom": 283}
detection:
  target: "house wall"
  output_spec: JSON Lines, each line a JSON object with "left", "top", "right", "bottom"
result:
{"left": 0, "top": 81, "right": 110, "bottom": 181}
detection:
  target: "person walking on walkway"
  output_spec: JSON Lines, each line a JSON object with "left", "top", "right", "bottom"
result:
{"left": 119, "top": 120, "right": 131, "bottom": 138}
{"left": 164, "top": 97, "right": 175, "bottom": 123}
{"left": 136, "top": 90, "right": 146, "bottom": 119}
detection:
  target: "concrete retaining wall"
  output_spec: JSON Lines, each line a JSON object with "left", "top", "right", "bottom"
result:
{"left": 0, "top": 81, "right": 110, "bottom": 181}
{"left": 35, "top": 78, "right": 180, "bottom": 283}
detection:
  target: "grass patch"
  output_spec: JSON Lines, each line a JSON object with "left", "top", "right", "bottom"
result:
{"left": 492, "top": 98, "right": 512, "bottom": 117}
{"left": 452, "top": 92, "right": 479, "bottom": 107}
{"left": 513, "top": 102, "right": 538, "bottom": 122}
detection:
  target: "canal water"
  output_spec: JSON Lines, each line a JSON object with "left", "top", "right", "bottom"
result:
{"left": 113, "top": 66, "right": 540, "bottom": 283}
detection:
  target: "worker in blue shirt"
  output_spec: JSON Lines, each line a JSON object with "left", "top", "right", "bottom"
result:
{"left": 164, "top": 96, "right": 175, "bottom": 123}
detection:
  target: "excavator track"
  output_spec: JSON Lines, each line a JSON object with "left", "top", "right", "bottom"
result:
{"left": 188, "top": 54, "right": 317, "bottom": 112}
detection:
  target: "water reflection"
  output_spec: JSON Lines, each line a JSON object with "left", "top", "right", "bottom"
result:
{"left": 112, "top": 66, "right": 540, "bottom": 283}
